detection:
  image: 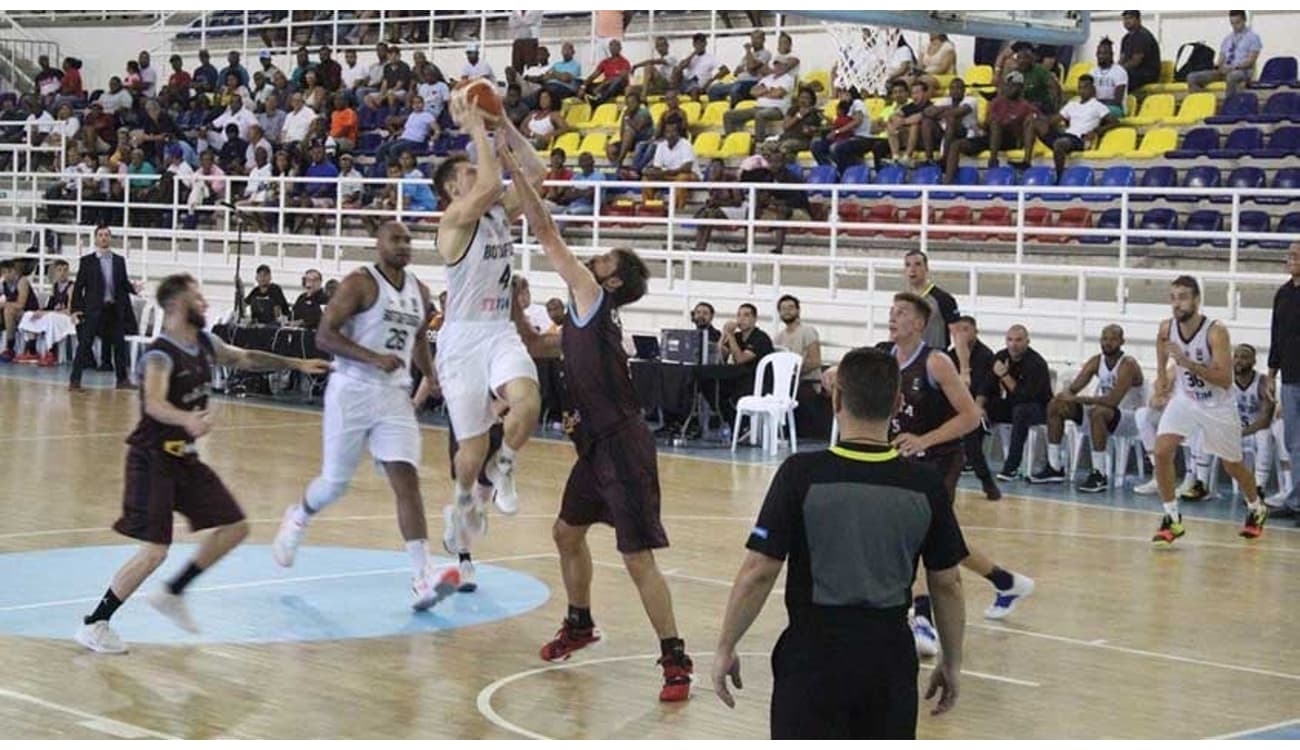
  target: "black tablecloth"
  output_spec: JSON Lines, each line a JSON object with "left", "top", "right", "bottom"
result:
{"left": 630, "top": 360, "right": 751, "bottom": 416}
{"left": 212, "top": 324, "right": 324, "bottom": 360}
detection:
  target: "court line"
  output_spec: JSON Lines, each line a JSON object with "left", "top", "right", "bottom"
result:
{"left": 0, "top": 420, "right": 322, "bottom": 445}
{"left": 475, "top": 651, "right": 1039, "bottom": 741}
{"left": 1208, "top": 716, "right": 1300, "bottom": 739}
{"left": 0, "top": 686, "right": 179, "bottom": 740}
{"left": 0, "top": 552, "right": 557, "bottom": 613}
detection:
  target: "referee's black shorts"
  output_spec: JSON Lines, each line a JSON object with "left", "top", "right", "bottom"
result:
{"left": 769, "top": 620, "right": 919, "bottom": 739}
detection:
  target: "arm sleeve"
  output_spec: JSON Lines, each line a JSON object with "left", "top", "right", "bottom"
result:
{"left": 745, "top": 457, "right": 803, "bottom": 561}
{"left": 921, "top": 478, "right": 969, "bottom": 571}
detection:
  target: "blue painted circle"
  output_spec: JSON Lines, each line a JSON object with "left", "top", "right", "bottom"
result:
{"left": 0, "top": 544, "right": 549, "bottom": 644}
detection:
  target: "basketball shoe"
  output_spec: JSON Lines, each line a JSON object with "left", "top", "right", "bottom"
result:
{"left": 74, "top": 621, "right": 128, "bottom": 654}
{"left": 412, "top": 564, "right": 459, "bottom": 611}
{"left": 147, "top": 588, "right": 199, "bottom": 633}
{"left": 540, "top": 620, "right": 602, "bottom": 662}
{"left": 657, "top": 649, "right": 693, "bottom": 702}
{"left": 271, "top": 504, "right": 308, "bottom": 567}
{"left": 1151, "top": 514, "right": 1186, "bottom": 546}
{"left": 485, "top": 453, "right": 518, "bottom": 515}
{"left": 985, "top": 573, "right": 1035, "bottom": 619}
{"left": 911, "top": 613, "right": 939, "bottom": 657}
{"left": 1239, "top": 507, "right": 1268, "bottom": 539}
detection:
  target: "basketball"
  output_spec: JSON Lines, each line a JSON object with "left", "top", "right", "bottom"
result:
{"left": 452, "top": 78, "right": 503, "bottom": 125}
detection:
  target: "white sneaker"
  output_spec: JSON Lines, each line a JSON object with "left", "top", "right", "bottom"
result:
{"left": 147, "top": 587, "right": 199, "bottom": 633}
{"left": 912, "top": 614, "right": 939, "bottom": 657}
{"left": 1265, "top": 491, "right": 1289, "bottom": 509}
{"left": 1133, "top": 478, "right": 1160, "bottom": 495}
{"left": 485, "top": 454, "right": 519, "bottom": 515}
{"left": 458, "top": 558, "right": 478, "bottom": 593}
{"left": 985, "top": 573, "right": 1035, "bottom": 620}
{"left": 74, "top": 621, "right": 128, "bottom": 654}
{"left": 412, "top": 565, "right": 460, "bottom": 611}
{"left": 1176, "top": 475, "right": 1198, "bottom": 496}
{"left": 442, "top": 504, "right": 462, "bottom": 556}
{"left": 271, "top": 504, "right": 308, "bottom": 567}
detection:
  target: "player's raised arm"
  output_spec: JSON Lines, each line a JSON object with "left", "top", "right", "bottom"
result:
{"left": 438, "top": 102, "right": 506, "bottom": 236}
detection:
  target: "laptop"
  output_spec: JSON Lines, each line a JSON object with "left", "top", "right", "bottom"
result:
{"left": 632, "top": 334, "right": 660, "bottom": 360}
{"left": 660, "top": 329, "right": 704, "bottom": 364}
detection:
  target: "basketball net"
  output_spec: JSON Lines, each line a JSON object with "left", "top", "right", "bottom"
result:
{"left": 824, "top": 23, "right": 902, "bottom": 97}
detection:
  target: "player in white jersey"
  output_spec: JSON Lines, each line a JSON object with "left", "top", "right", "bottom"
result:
{"left": 272, "top": 222, "right": 460, "bottom": 610}
{"left": 426, "top": 95, "right": 544, "bottom": 553}
{"left": 1233, "top": 344, "right": 1279, "bottom": 495}
{"left": 1036, "top": 324, "right": 1145, "bottom": 493}
{"left": 1151, "top": 276, "right": 1268, "bottom": 545}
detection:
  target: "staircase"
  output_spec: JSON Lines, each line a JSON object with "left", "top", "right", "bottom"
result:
{"left": 0, "top": 11, "right": 60, "bottom": 94}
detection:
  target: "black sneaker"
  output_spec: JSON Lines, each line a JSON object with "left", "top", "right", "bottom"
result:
{"left": 995, "top": 469, "right": 1019, "bottom": 482}
{"left": 1179, "top": 480, "right": 1211, "bottom": 502}
{"left": 1028, "top": 466, "right": 1066, "bottom": 484}
{"left": 1078, "top": 470, "right": 1109, "bottom": 494}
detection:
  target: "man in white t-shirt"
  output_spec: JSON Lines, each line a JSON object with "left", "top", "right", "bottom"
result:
{"left": 708, "top": 29, "right": 772, "bottom": 106}
{"left": 340, "top": 48, "right": 367, "bottom": 91}
{"left": 722, "top": 58, "right": 794, "bottom": 141}
{"left": 461, "top": 44, "right": 495, "bottom": 82}
{"left": 674, "top": 33, "right": 724, "bottom": 97}
{"left": 631, "top": 36, "right": 678, "bottom": 95}
{"left": 1090, "top": 37, "right": 1129, "bottom": 118}
{"left": 641, "top": 120, "right": 696, "bottom": 211}
{"left": 1035, "top": 75, "right": 1116, "bottom": 177}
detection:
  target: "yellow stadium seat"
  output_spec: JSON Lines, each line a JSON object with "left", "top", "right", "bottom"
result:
{"left": 933, "top": 73, "right": 956, "bottom": 91}
{"left": 576, "top": 132, "right": 608, "bottom": 158}
{"left": 1160, "top": 59, "right": 1175, "bottom": 83}
{"left": 648, "top": 102, "right": 668, "bottom": 125}
{"left": 679, "top": 101, "right": 701, "bottom": 123}
{"left": 719, "top": 132, "right": 753, "bottom": 159}
{"left": 1120, "top": 93, "right": 1174, "bottom": 125}
{"left": 697, "top": 100, "right": 730, "bottom": 129}
{"left": 1125, "top": 94, "right": 1137, "bottom": 117}
{"left": 962, "top": 64, "right": 994, "bottom": 87}
{"left": 976, "top": 97, "right": 988, "bottom": 127}
{"left": 1126, "top": 126, "right": 1178, "bottom": 159}
{"left": 1084, "top": 127, "right": 1138, "bottom": 160}
{"left": 864, "top": 97, "right": 885, "bottom": 118}
{"left": 1165, "top": 92, "right": 1216, "bottom": 125}
{"left": 1063, "top": 61, "right": 1093, "bottom": 92}
{"left": 584, "top": 103, "right": 620, "bottom": 130}
{"left": 1004, "top": 140, "right": 1053, "bottom": 162}
{"left": 1145, "top": 60, "right": 1184, "bottom": 93}
{"left": 801, "top": 69, "right": 831, "bottom": 95}
{"left": 552, "top": 131, "right": 581, "bottom": 156}
{"left": 733, "top": 99, "right": 757, "bottom": 112}
{"left": 693, "top": 131, "right": 723, "bottom": 159}
{"left": 563, "top": 102, "right": 592, "bottom": 128}
{"left": 822, "top": 99, "right": 839, "bottom": 121}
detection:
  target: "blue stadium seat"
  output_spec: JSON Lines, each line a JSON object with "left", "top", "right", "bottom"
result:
{"left": 1252, "top": 57, "right": 1299, "bottom": 89}
{"left": 1225, "top": 166, "right": 1266, "bottom": 193}
{"left": 1170, "top": 209, "right": 1223, "bottom": 246}
{"left": 1129, "top": 208, "right": 1178, "bottom": 246}
{"left": 1080, "top": 208, "right": 1133, "bottom": 244}
{"left": 1169, "top": 165, "right": 1221, "bottom": 203}
{"left": 1257, "top": 167, "right": 1300, "bottom": 205}
{"left": 840, "top": 163, "right": 873, "bottom": 198}
{"left": 897, "top": 164, "right": 942, "bottom": 199}
{"left": 1209, "top": 127, "right": 1262, "bottom": 159}
{"left": 1051, "top": 166, "right": 1094, "bottom": 201}
{"left": 970, "top": 165, "right": 1015, "bottom": 200}
{"left": 1206, "top": 93, "right": 1259, "bottom": 124}
{"left": 1166, "top": 127, "right": 1218, "bottom": 159}
{"left": 356, "top": 132, "right": 383, "bottom": 156}
{"left": 931, "top": 166, "right": 979, "bottom": 200}
{"left": 1216, "top": 210, "right": 1268, "bottom": 248}
{"left": 1086, "top": 165, "right": 1136, "bottom": 203}
{"left": 1255, "top": 126, "right": 1300, "bottom": 158}
{"left": 864, "top": 164, "right": 907, "bottom": 199}
{"left": 806, "top": 164, "right": 838, "bottom": 197}
{"left": 1133, "top": 166, "right": 1176, "bottom": 202}
{"left": 1247, "top": 91, "right": 1300, "bottom": 124}
{"left": 1262, "top": 212, "right": 1300, "bottom": 248}
{"left": 1021, "top": 165, "right": 1057, "bottom": 200}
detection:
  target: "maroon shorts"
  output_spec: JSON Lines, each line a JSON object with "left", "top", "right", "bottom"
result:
{"left": 114, "top": 445, "right": 245, "bottom": 545}
{"left": 559, "top": 424, "right": 669, "bottom": 554}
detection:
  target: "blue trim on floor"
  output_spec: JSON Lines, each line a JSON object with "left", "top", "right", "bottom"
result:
{"left": 1232, "top": 722, "right": 1300, "bottom": 740}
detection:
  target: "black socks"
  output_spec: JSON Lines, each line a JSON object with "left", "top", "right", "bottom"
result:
{"left": 567, "top": 605, "right": 594, "bottom": 629}
{"left": 913, "top": 594, "right": 932, "bottom": 621}
{"left": 84, "top": 588, "right": 124, "bottom": 625}
{"left": 986, "top": 566, "right": 1014, "bottom": 591}
{"left": 167, "top": 561, "right": 205, "bottom": 595}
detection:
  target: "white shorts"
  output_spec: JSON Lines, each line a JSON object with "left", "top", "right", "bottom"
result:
{"left": 319, "top": 372, "right": 421, "bottom": 483}
{"left": 436, "top": 324, "right": 538, "bottom": 440}
{"left": 1158, "top": 394, "right": 1243, "bottom": 463}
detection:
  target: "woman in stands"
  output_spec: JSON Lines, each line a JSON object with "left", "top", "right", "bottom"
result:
{"left": 523, "top": 90, "right": 572, "bottom": 151}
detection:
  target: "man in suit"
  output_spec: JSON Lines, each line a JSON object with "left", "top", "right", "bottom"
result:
{"left": 70, "top": 224, "right": 139, "bottom": 390}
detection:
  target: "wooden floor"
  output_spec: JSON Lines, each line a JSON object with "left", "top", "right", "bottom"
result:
{"left": 1, "top": 375, "right": 1298, "bottom": 740}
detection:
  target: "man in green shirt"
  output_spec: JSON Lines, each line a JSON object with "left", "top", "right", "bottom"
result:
{"left": 1012, "top": 44, "right": 1059, "bottom": 115}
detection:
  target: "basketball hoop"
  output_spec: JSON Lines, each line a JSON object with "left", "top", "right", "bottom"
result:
{"left": 824, "top": 23, "right": 902, "bottom": 97}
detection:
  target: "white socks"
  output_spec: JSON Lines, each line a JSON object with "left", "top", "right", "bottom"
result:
{"left": 1163, "top": 500, "right": 1180, "bottom": 519}
{"left": 405, "top": 539, "right": 429, "bottom": 576}
{"left": 1091, "top": 451, "right": 1108, "bottom": 477}
{"left": 499, "top": 444, "right": 517, "bottom": 466}
{"left": 1047, "top": 443, "right": 1063, "bottom": 471}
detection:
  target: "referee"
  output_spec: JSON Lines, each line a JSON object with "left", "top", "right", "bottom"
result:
{"left": 712, "top": 346, "right": 968, "bottom": 739}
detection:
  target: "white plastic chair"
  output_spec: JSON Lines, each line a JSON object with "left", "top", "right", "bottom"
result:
{"left": 1063, "top": 380, "right": 1151, "bottom": 485}
{"left": 125, "top": 301, "right": 163, "bottom": 382}
{"left": 731, "top": 351, "right": 802, "bottom": 456}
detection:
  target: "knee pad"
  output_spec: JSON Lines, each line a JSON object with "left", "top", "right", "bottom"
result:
{"left": 304, "top": 477, "right": 349, "bottom": 513}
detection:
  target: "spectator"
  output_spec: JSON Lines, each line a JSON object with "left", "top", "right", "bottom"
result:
{"left": 988, "top": 324, "right": 1053, "bottom": 480}
{"left": 1012, "top": 43, "right": 1060, "bottom": 114}
{"left": 757, "top": 150, "right": 810, "bottom": 255}
{"left": 1033, "top": 74, "right": 1115, "bottom": 178}
{"left": 289, "top": 48, "right": 314, "bottom": 87}
{"left": 137, "top": 51, "right": 158, "bottom": 98}
{"left": 125, "top": 147, "right": 159, "bottom": 205}
{"left": 34, "top": 54, "right": 62, "bottom": 103}
{"left": 959, "top": 71, "right": 1038, "bottom": 170}
{"left": 268, "top": 72, "right": 295, "bottom": 110}
{"left": 217, "top": 123, "right": 248, "bottom": 175}
{"left": 642, "top": 120, "right": 696, "bottom": 211}
{"left": 508, "top": 10, "right": 545, "bottom": 72}
{"left": 16, "top": 259, "right": 75, "bottom": 366}
{"left": 503, "top": 84, "right": 531, "bottom": 128}
{"left": 776, "top": 87, "right": 824, "bottom": 158}
{"left": 581, "top": 39, "right": 632, "bottom": 107}
{"left": 340, "top": 48, "right": 366, "bottom": 91}
{"left": 55, "top": 57, "right": 85, "bottom": 107}
{"left": 1119, "top": 10, "right": 1161, "bottom": 93}
{"left": 950, "top": 315, "right": 1002, "bottom": 500}
{"left": 328, "top": 92, "right": 358, "bottom": 153}
{"left": 186, "top": 149, "right": 226, "bottom": 224}
{"left": 300, "top": 69, "right": 326, "bottom": 112}
{"left": 249, "top": 71, "right": 274, "bottom": 108}
{"left": 538, "top": 41, "right": 583, "bottom": 104}
{"left": 282, "top": 92, "right": 317, "bottom": 152}
{"left": 693, "top": 158, "right": 747, "bottom": 252}
{"left": 337, "top": 152, "right": 365, "bottom": 209}
{"left": 219, "top": 50, "right": 250, "bottom": 88}
{"left": 932, "top": 78, "right": 981, "bottom": 184}
{"left": 41, "top": 150, "right": 93, "bottom": 221}
{"left": 811, "top": 87, "right": 891, "bottom": 175}
{"left": 0, "top": 259, "right": 38, "bottom": 360}
{"left": 510, "top": 45, "right": 553, "bottom": 104}
{"left": 237, "top": 146, "right": 273, "bottom": 210}
{"left": 135, "top": 99, "right": 176, "bottom": 165}
{"left": 723, "top": 58, "right": 795, "bottom": 141}
{"left": 291, "top": 268, "right": 328, "bottom": 328}
{"left": 292, "top": 140, "right": 339, "bottom": 233}
{"left": 655, "top": 91, "right": 690, "bottom": 139}
{"left": 217, "top": 72, "right": 253, "bottom": 110}
{"left": 1188, "top": 10, "right": 1262, "bottom": 96}
{"left": 614, "top": 89, "right": 655, "bottom": 169}
{"left": 693, "top": 301, "right": 722, "bottom": 342}
{"left": 545, "top": 298, "right": 566, "bottom": 331}
{"left": 381, "top": 45, "right": 413, "bottom": 101}
{"left": 69, "top": 224, "right": 139, "bottom": 390}
{"left": 124, "top": 60, "right": 143, "bottom": 94}
{"left": 709, "top": 29, "right": 771, "bottom": 106}
{"left": 903, "top": 249, "right": 960, "bottom": 351}
{"left": 1091, "top": 37, "right": 1128, "bottom": 118}
{"left": 521, "top": 89, "right": 571, "bottom": 151}
{"left": 886, "top": 80, "right": 938, "bottom": 165}
{"left": 207, "top": 94, "right": 257, "bottom": 152}
{"left": 563, "top": 151, "right": 605, "bottom": 216}
{"left": 376, "top": 93, "right": 438, "bottom": 164}
{"left": 244, "top": 124, "right": 273, "bottom": 172}
{"left": 460, "top": 43, "right": 495, "bottom": 82}
{"left": 192, "top": 49, "right": 219, "bottom": 92}
{"left": 772, "top": 31, "right": 802, "bottom": 80}
{"left": 355, "top": 42, "right": 389, "bottom": 101}
{"left": 397, "top": 149, "right": 436, "bottom": 214}
{"left": 540, "top": 148, "right": 575, "bottom": 211}
{"left": 632, "top": 36, "right": 678, "bottom": 95}
{"left": 1268, "top": 243, "right": 1300, "bottom": 519}
{"left": 264, "top": 149, "right": 299, "bottom": 229}
{"left": 514, "top": 276, "right": 552, "bottom": 333}
{"left": 364, "top": 161, "right": 405, "bottom": 232}
{"left": 718, "top": 303, "right": 776, "bottom": 423}
{"left": 258, "top": 93, "right": 287, "bottom": 144}
{"left": 244, "top": 263, "right": 290, "bottom": 324}
{"left": 316, "top": 45, "right": 342, "bottom": 92}
{"left": 98, "top": 76, "right": 134, "bottom": 116}
{"left": 920, "top": 33, "right": 958, "bottom": 84}
{"left": 357, "top": 92, "right": 390, "bottom": 134}
{"left": 257, "top": 49, "right": 282, "bottom": 81}
{"left": 44, "top": 102, "right": 80, "bottom": 153}
{"left": 884, "top": 35, "right": 917, "bottom": 85}
{"left": 416, "top": 65, "right": 451, "bottom": 122}
{"left": 773, "top": 293, "right": 822, "bottom": 386}
{"left": 163, "top": 55, "right": 192, "bottom": 102}
{"left": 675, "top": 33, "right": 725, "bottom": 98}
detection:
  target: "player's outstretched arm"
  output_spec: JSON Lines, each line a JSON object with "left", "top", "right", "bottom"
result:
{"left": 209, "top": 334, "right": 330, "bottom": 375}
{"left": 439, "top": 102, "right": 506, "bottom": 236}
